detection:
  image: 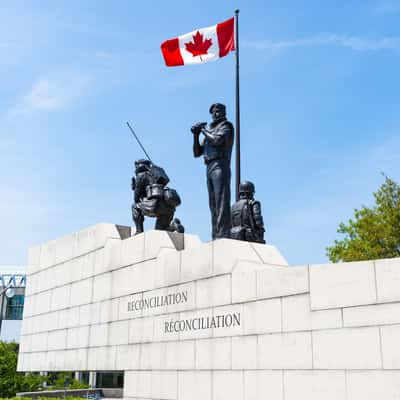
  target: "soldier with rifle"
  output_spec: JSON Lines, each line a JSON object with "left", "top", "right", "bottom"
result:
{"left": 230, "top": 181, "right": 265, "bottom": 243}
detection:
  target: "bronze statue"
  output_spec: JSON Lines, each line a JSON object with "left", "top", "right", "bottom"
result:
{"left": 230, "top": 181, "right": 265, "bottom": 243}
{"left": 131, "top": 159, "right": 183, "bottom": 234}
{"left": 191, "top": 103, "right": 234, "bottom": 239}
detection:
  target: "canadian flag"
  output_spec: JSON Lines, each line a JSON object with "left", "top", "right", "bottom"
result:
{"left": 161, "top": 17, "right": 235, "bottom": 67}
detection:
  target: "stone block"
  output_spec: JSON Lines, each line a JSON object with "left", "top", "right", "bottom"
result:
{"left": 70, "top": 278, "right": 93, "bottom": 307}
{"left": 347, "top": 371, "right": 400, "bottom": 400}
{"left": 124, "top": 371, "right": 152, "bottom": 398}
{"left": 87, "top": 346, "right": 114, "bottom": 370}
{"left": 282, "top": 294, "right": 342, "bottom": 332}
{"left": 101, "top": 298, "right": 119, "bottom": 323}
{"left": 213, "top": 371, "right": 244, "bottom": 400}
{"left": 258, "top": 331, "right": 312, "bottom": 369}
{"left": 251, "top": 242, "right": 288, "bottom": 265}
{"left": 195, "top": 337, "right": 231, "bottom": 369}
{"left": 312, "top": 327, "right": 382, "bottom": 369}
{"left": 309, "top": 260, "right": 377, "bottom": 310}
{"left": 46, "top": 311, "right": 60, "bottom": 331}
{"left": 52, "top": 263, "right": 67, "bottom": 288}
{"left": 56, "top": 309, "right": 69, "bottom": 330}
{"left": 244, "top": 371, "right": 283, "bottom": 400}
{"left": 77, "top": 223, "right": 121, "bottom": 256}
{"left": 40, "top": 240, "right": 57, "bottom": 269}
{"left": 19, "top": 334, "right": 32, "bottom": 353}
{"left": 89, "top": 323, "right": 109, "bottom": 347}
{"left": 153, "top": 313, "right": 179, "bottom": 342}
{"left": 121, "top": 234, "right": 144, "bottom": 267}
{"left": 257, "top": 265, "right": 309, "bottom": 300}
{"left": 115, "top": 344, "right": 140, "bottom": 370}
{"left": 151, "top": 371, "right": 178, "bottom": 400}
{"left": 141, "top": 287, "right": 168, "bottom": 317}
{"left": 154, "top": 248, "right": 181, "bottom": 287}
{"left": 232, "top": 262, "right": 266, "bottom": 303}
{"left": 197, "top": 275, "right": 231, "bottom": 309}
{"left": 178, "top": 371, "right": 212, "bottom": 400}
{"left": 55, "top": 232, "right": 78, "bottom": 265}
{"left": 129, "top": 316, "right": 154, "bottom": 344}
{"left": 381, "top": 324, "right": 400, "bottom": 369}
{"left": 130, "top": 260, "right": 157, "bottom": 293}
{"left": 178, "top": 309, "right": 214, "bottom": 341}
{"left": 343, "top": 302, "right": 400, "bottom": 327}
{"left": 79, "top": 304, "right": 91, "bottom": 326}
{"left": 111, "top": 265, "right": 135, "bottom": 298}
{"left": 92, "top": 273, "right": 112, "bottom": 302}
{"left": 64, "top": 349, "right": 78, "bottom": 370}
{"left": 284, "top": 370, "right": 346, "bottom": 400}
{"left": 375, "top": 258, "right": 400, "bottom": 303}
{"left": 167, "top": 281, "right": 196, "bottom": 314}
{"left": 212, "top": 303, "right": 243, "bottom": 338}
{"left": 164, "top": 340, "right": 195, "bottom": 370}
{"left": 243, "top": 298, "right": 281, "bottom": 335}
{"left": 66, "top": 326, "right": 89, "bottom": 349}
{"left": 181, "top": 242, "right": 213, "bottom": 282}
{"left": 213, "top": 239, "right": 261, "bottom": 275}
{"left": 30, "top": 351, "right": 45, "bottom": 371}
{"left": 119, "top": 293, "right": 143, "bottom": 320}
{"left": 31, "top": 332, "right": 48, "bottom": 352}
{"left": 101, "top": 239, "right": 121, "bottom": 274}
{"left": 232, "top": 335, "right": 257, "bottom": 369}
{"left": 35, "top": 290, "right": 52, "bottom": 315}
{"left": 109, "top": 320, "right": 129, "bottom": 346}
{"left": 51, "top": 284, "right": 71, "bottom": 311}
{"left": 81, "top": 251, "right": 95, "bottom": 279}
{"left": 143, "top": 230, "right": 177, "bottom": 260}
{"left": 139, "top": 341, "right": 164, "bottom": 369}
{"left": 47, "top": 329, "right": 66, "bottom": 351}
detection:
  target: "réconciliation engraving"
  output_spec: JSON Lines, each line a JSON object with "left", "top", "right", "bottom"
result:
{"left": 164, "top": 312, "right": 241, "bottom": 333}
{"left": 127, "top": 290, "right": 188, "bottom": 312}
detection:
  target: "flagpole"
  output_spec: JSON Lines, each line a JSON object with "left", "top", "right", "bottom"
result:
{"left": 234, "top": 9, "right": 241, "bottom": 202}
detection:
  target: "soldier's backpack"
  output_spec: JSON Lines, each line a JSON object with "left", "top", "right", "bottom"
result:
{"left": 150, "top": 164, "right": 170, "bottom": 185}
{"left": 164, "top": 187, "right": 181, "bottom": 207}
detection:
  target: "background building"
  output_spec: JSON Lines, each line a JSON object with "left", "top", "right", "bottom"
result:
{"left": 0, "top": 267, "right": 26, "bottom": 342}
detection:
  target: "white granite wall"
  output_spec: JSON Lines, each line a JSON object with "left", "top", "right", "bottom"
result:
{"left": 18, "top": 223, "right": 400, "bottom": 400}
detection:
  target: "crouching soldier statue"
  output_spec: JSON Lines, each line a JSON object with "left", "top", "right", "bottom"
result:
{"left": 131, "top": 159, "right": 183, "bottom": 234}
{"left": 230, "top": 181, "right": 265, "bottom": 244}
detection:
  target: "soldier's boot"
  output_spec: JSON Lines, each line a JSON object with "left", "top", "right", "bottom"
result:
{"left": 132, "top": 206, "right": 144, "bottom": 235}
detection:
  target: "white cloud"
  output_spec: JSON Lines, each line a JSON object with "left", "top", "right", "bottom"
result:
{"left": 243, "top": 34, "right": 400, "bottom": 52}
{"left": 8, "top": 74, "right": 90, "bottom": 117}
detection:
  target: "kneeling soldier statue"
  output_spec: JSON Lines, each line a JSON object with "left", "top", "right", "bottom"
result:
{"left": 230, "top": 181, "right": 265, "bottom": 244}
{"left": 131, "top": 159, "right": 183, "bottom": 234}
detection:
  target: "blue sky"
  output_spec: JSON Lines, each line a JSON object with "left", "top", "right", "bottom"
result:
{"left": 1, "top": 0, "right": 400, "bottom": 266}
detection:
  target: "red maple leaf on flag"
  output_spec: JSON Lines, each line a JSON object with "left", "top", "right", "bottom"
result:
{"left": 184, "top": 31, "right": 212, "bottom": 60}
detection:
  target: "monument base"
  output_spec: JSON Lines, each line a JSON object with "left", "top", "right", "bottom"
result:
{"left": 18, "top": 223, "right": 400, "bottom": 399}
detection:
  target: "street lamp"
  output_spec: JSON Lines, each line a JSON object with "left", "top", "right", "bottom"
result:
{"left": 0, "top": 284, "right": 16, "bottom": 336}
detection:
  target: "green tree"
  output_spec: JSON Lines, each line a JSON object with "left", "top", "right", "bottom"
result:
{"left": 326, "top": 175, "right": 400, "bottom": 262}
{"left": 0, "top": 341, "right": 45, "bottom": 397}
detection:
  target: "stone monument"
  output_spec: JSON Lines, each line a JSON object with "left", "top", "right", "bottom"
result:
{"left": 17, "top": 223, "right": 400, "bottom": 399}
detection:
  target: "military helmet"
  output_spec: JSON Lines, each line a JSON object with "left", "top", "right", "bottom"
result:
{"left": 209, "top": 103, "right": 226, "bottom": 114}
{"left": 135, "top": 159, "right": 151, "bottom": 172}
{"left": 239, "top": 181, "right": 255, "bottom": 195}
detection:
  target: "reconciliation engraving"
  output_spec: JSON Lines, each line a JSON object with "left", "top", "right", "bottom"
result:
{"left": 127, "top": 290, "right": 188, "bottom": 312}
{"left": 164, "top": 312, "right": 241, "bottom": 333}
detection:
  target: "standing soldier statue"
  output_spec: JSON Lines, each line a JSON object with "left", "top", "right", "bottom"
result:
{"left": 191, "top": 103, "right": 234, "bottom": 239}
{"left": 230, "top": 181, "right": 265, "bottom": 243}
{"left": 131, "top": 159, "right": 183, "bottom": 234}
